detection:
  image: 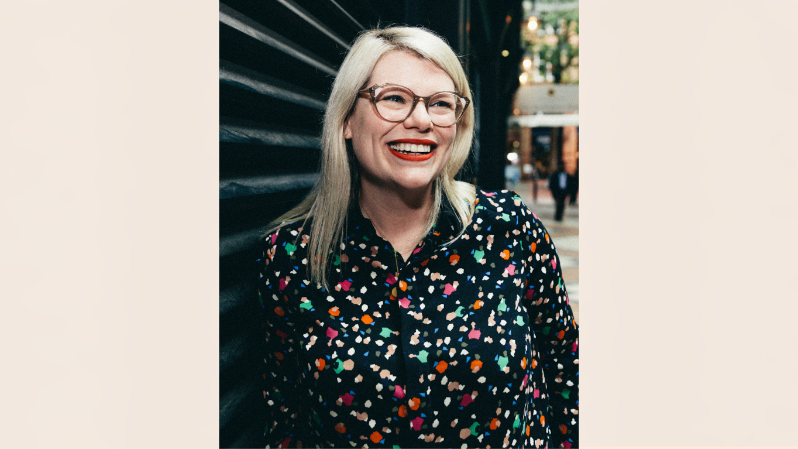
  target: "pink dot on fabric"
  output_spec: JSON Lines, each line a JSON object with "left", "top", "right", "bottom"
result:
{"left": 279, "top": 278, "right": 288, "bottom": 291}
{"left": 551, "top": 258, "right": 557, "bottom": 270}
{"left": 460, "top": 394, "right": 474, "bottom": 407}
{"left": 339, "top": 392, "right": 354, "bottom": 406}
{"left": 468, "top": 328, "right": 481, "bottom": 340}
{"left": 572, "top": 341, "right": 578, "bottom": 352}
{"left": 338, "top": 280, "right": 352, "bottom": 291}
{"left": 563, "top": 442, "right": 572, "bottom": 449}
{"left": 394, "top": 385, "right": 405, "bottom": 399}
{"left": 443, "top": 283, "right": 457, "bottom": 295}
{"left": 410, "top": 417, "right": 424, "bottom": 430}
{"left": 522, "top": 374, "right": 528, "bottom": 387}
{"left": 326, "top": 327, "right": 338, "bottom": 340}
{"left": 413, "top": 247, "right": 422, "bottom": 255}
{"left": 386, "top": 273, "right": 397, "bottom": 285}
{"left": 525, "top": 288, "right": 535, "bottom": 299}
{"left": 484, "top": 192, "right": 496, "bottom": 197}
{"left": 398, "top": 298, "right": 410, "bottom": 308}
{"left": 533, "top": 389, "right": 540, "bottom": 398}
{"left": 270, "top": 233, "right": 278, "bottom": 245}
{"left": 506, "top": 264, "right": 516, "bottom": 276}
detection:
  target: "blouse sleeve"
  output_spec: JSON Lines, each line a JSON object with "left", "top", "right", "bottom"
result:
{"left": 521, "top": 205, "right": 580, "bottom": 448}
{"left": 257, "top": 229, "right": 304, "bottom": 448}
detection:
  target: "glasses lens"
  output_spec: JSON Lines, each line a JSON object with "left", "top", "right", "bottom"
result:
{"left": 428, "top": 93, "right": 462, "bottom": 127}
{"left": 373, "top": 86, "right": 414, "bottom": 121}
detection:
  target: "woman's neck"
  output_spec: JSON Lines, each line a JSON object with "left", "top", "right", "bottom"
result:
{"left": 358, "top": 181, "right": 434, "bottom": 261}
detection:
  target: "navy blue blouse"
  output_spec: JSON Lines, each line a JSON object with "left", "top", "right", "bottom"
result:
{"left": 257, "top": 189, "right": 579, "bottom": 448}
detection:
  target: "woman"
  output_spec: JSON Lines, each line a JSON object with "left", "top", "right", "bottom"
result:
{"left": 258, "top": 27, "right": 578, "bottom": 448}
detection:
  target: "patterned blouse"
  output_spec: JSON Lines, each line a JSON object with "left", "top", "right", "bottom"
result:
{"left": 257, "top": 189, "right": 579, "bottom": 448}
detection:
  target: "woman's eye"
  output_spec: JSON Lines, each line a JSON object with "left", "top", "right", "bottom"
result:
{"left": 382, "top": 95, "right": 406, "bottom": 103}
{"left": 431, "top": 100, "right": 454, "bottom": 109}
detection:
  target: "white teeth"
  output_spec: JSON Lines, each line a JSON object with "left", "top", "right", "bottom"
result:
{"left": 389, "top": 143, "right": 432, "bottom": 153}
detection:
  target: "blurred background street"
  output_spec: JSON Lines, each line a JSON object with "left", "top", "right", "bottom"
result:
{"left": 509, "top": 179, "right": 579, "bottom": 323}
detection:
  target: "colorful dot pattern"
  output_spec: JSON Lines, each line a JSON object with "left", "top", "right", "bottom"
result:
{"left": 257, "top": 190, "right": 579, "bottom": 448}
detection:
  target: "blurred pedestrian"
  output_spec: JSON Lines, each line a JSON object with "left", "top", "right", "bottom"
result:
{"left": 548, "top": 162, "right": 570, "bottom": 221}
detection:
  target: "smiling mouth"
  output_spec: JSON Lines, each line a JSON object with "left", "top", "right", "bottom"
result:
{"left": 388, "top": 142, "right": 435, "bottom": 154}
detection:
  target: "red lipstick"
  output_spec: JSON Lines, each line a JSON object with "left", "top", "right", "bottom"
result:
{"left": 387, "top": 139, "right": 437, "bottom": 162}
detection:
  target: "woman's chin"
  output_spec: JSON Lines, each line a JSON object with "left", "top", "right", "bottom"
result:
{"left": 390, "top": 174, "right": 439, "bottom": 192}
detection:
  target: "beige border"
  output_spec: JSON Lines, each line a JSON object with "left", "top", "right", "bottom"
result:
{"left": 581, "top": 0, "right": 798, "bottom": 447}
{"left": 1, "top": 1, "right": 219, "bottom": 447}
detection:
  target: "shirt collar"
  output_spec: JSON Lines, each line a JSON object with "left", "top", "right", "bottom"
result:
{"left": 345, "top": 193, "right": 464, "bottom": 248}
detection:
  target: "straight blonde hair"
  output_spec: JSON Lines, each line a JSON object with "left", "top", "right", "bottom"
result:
{"left": 267, "top": 26, "right": 476, "bottom": 289}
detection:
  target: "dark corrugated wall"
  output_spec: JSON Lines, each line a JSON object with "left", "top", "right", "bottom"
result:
{"left": 219, "top": 1, "right": 521, "bottom": 446}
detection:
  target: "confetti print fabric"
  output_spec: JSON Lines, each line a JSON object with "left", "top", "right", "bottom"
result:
{"left": 257, "top": 190, "right": 579, "bottom": 448}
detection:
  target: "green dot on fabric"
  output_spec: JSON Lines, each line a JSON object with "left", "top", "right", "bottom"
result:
{"left": 455, "top": 306, "right": 465, "bottom": 317}
{"left": 334, "top": 359, "right": 344, "bottom": 374}
{"left": 469, "top": 422, "right": 480, "bottom": 435}
{"left": 513, "top": 415, "right": 521, "bottom": 428}
{"left": 300, "top": 301, "right": 312, "bottom": 310}
{"left": 380, "top": 327, "right": 393, "bottom": 338}
{"left": 501, "top": 213, "right": 510, "bottom": 222}
{"left": 498, "top": 298, "right": 507, "bottom": 312}
{"left": 516, "top": 315, "right": 525, "bottom": 325}
{"left": 498, "top": 356, "right": 508, "bottom": 370}
{"left": 561, "top": 388, "right": 570, "bottom": 400}
{"left": 333, "top": 254, "right": 341, "bottom": 266}
{"left": 474, "top": 250, "right": 485, "bottom": 261}
{"left": 285, "top": 243, "right": 297, "bottom": 255}
{"left": 417, "top": 350, "right": 428, "bottom": 363}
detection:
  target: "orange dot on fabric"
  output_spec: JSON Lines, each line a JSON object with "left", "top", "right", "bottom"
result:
{"left": 540, "top": 415, "right": 545, "bottom": 426}
{"left": 370, "top": 432, "right": 382, "bottom": 444}
{"left": 409, "top": 397, "right": 421, "bottom": 410}
{"left": 490, "top": 418, "right": 499, "bottom": 430}
{"left": 500, "top": 249, "right": 510, "bottom": 260}
{"left": 435, "top": 361, "right": 448, "bottom": 373}
{"left": 521, "top": 357, "right": 527, "bottom": 369}
{"left": 470, "top": 360, "right": 483, "bottom": 372}
{"left": 398, "top": 405, "right": 408, "bottom": 417}
{"left": 328, "top": 307, "right": 340, "bottom": 316}
{"left": 362, "top": 314, "right": 374, "bottom": 325}
{"left": 559, "top": 424, "right": 568, "bottom": 434}
{"left": 335, "top": 423, "right": 346, "bottom": 433}
{"left": 274, "top": 306, "right": 285, "bottom": 316}
{"left": 545, "top": 234, "right": 550, "bottom": 243}
{"left": 474, "top": 300, "right": 484, "bottom": 310}
{"left": 421, "top": 258, "right": 429, "bottom": 266}
{"left": 531, "top": 358, "right": 538, "bottom": 369}
{"left": 530, "top": 242, "right": 537, "bottom": 253}
{"left": 449, "top": 254, "right": 460, "bottom": 264}
{"left": 315, "top": 358, "right": 325, "bottom": 370}
{"left": 399, "top": 280, "right": 407, "bottom": 291}
{"left": 556, "top": 330, "right": 565, "bottom": 340}
{"left": 526, "top": 424, "right": 530, "bottom": 436}
{"left": 275, "top": 352, "right": 284, "bottom": 360}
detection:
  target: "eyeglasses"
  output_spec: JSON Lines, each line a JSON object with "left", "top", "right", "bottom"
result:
{"left": 357, "top": 83, "right": 470, "bottom": 127}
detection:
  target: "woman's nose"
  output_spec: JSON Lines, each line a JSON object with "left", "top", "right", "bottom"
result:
{"left": 403, "top": 100, "right": 432, "bottom": 130}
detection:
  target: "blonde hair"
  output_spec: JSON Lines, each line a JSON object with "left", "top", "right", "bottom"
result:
{"left": 267, "top": 26, "right": 476, "bottom": 288}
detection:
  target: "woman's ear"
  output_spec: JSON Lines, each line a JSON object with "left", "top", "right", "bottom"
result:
{"left": 344, "top": 118, "right": 353, "bottom": 140}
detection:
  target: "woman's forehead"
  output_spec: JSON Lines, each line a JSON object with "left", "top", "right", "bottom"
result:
{"left": 367, "top": 51, "right": 455, "bottom": 93}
